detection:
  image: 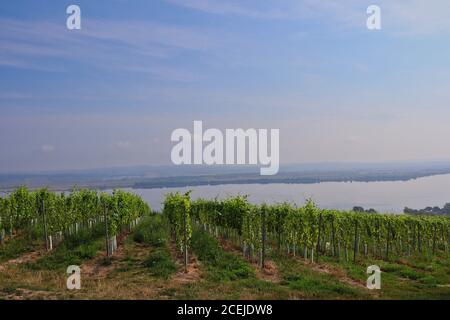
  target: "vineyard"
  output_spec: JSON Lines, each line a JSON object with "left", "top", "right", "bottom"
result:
{"left": 0, "top": 187, "right": 150, "bottom": 256}
{"left": 0, "top": 188, "right": 449, "bottom": 300}
{"left": 164, "top": 192, "right": 450, "bottom": 270}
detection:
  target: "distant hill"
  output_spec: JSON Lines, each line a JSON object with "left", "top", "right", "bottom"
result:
{"left": 1, "top": 160, "right": 450, "bottom": 191}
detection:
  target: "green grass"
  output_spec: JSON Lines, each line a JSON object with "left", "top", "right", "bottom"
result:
{"left": 0, "top": 238, "right": 39, "bottom": 263}
{"left": 172, "top": 227, "right": 290, "bottom": 299}
{"left": 24, "top": 224, "right": 105, "bottom": 271}
{"left": 319, "top": 254, "right": 450, "bottom": 299}
{"left": 144, "top": 248, "right": 177, "bottom": 278}
{"left": 133, "top": 214, "right": 169, "bottom": 247}
{"left": 272, "top": 253, "right": 367, "bottom": 299}
{"left": 0, "top": 227, "right": 43, "bottom": 263}
{"left": 191, "top": 228, "right": 254, "bottom": 282}
{"left": 132, "top": 215, "right": 178, "bottom": 279}
{"left": 2, "top": 216, "right": 448, "bottom": 300}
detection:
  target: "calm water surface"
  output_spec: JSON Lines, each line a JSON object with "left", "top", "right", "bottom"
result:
{"left": 115, "top": 173, "right": 450, "bottom": 213}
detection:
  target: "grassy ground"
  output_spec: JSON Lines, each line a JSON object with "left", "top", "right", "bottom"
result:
{"left": 318, "top": 254, "right": 450, "bottom": 299}
{"left": 0, "top": 228, "right": 43, "bottom": 263}
{"left": 0, "top": 216, "right": 448, "bottom": 300}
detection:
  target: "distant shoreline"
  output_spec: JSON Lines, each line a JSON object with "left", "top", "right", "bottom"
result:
{"left": 2, "top": 166, "right": 450, "bottom": 192}
{"left": 2, "top": 161, "right": 450, "bottom": 192}
{"left": 131, "top": 171, "right": 450, "bottom": 190}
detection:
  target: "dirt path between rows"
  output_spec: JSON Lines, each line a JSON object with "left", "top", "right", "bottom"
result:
{"left": 168, "top": 240, "right": 202, "bottom": 284}
{"left": 1, "top": 287, "right": 59, "bottom": 300}
{"left": 80, "top": 232, "right": 130, "bottom": 279}
{"left": 218, "top": 236, "right": 282, "bottom": 284}
{"left": 289, "top": 255, "right": 380, "bottom": 296}
{"left": 0, "top": 250, "right": 59, "bottom": 300}
{"left": 0, "top": 250, "right": 45, "bottom": 272}
{"left": 218, "top": 235, "right": 375, "bottom": 293}
{"left": 1, "top": 232, "right": 131, "bottom": 300}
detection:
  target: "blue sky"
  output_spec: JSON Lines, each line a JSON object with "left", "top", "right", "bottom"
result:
{"left": 1, "top": 0, "right": 450, "bottom": 172}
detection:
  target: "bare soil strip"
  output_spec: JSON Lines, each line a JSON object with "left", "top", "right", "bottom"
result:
{"left": 2, "top": 288, "right": 58, "bottom": 300}
{"left": 291, "top": 255, "right": 369, "bottom": 290}
{"left": 168, "top": 240, "right": 202, "bottom": 284}
{"left": 81, "top": 231, "right": 130, "bottom": 279}
{"left": 0, "top": 250, "right": 45, "bottom": 272}
{"left": 218, "top": 236, "right": 282, "bottom": 284}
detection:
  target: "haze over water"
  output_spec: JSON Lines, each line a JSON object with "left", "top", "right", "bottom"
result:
{"left": 120, "top": 173, "right": 450, "bottom": 213}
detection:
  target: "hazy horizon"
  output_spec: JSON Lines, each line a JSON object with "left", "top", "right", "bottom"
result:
{"left": 2, "top": 158, "right": 450, "bottom": 175}
{"left": 2, "top": 1, "right": 450, "bottom": 172}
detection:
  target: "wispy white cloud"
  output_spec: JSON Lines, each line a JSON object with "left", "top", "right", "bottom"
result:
{"left": 41, "top": 144, "right": 55, "bottom": 152}
{"left": 82, "top": 19, "right": 217, "bottom": 51}
{"left": 166, "top": 0, "right": 450, "bottom": 35}
{"left": 166, "top": 0, "right": 277, "bottom": 18}
{"left": 165, "top": 0, "right": 364, "bottom": 24}
{"left": 353, "top": 63, "right": 369, "bottom": 73}
{"left": 114, "top": 140, "right": 132, "bottom": 149}
{"left": 166, "top": 0, "right": 317, "bottom": 21}
{"left": 0, "top": 18, "right": 217, "bottom": 81}
{"left": 381, "top": 0, "right": 450, "bottom": 35}
{"left": 0, "top": 55, "right": 64, "bottom": 72}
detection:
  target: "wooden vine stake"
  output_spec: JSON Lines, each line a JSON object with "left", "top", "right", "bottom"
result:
{"left": 260, "top": 207, "right": 266, "bottom": 269}
{"left": 316, "top": 212, "right": 323, "bottom": 262}
{"left": 42, "top": 197, "right": 49, "bottom": 252}
{"left": 386, "top": 223, "right": 390, "bottom": 261}
{"left": 183, "top": 204, "right": 188, "bottom": 273}
{"left": 353, "top": 219, "right": 358, "bottom": 262}
{"left": 104, "top": 205, "right": 110, "bottom": 257}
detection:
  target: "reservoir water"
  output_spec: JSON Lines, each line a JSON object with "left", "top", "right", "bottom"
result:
{"left": 118, "top": 173, "right": 450, "bottom": 213}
